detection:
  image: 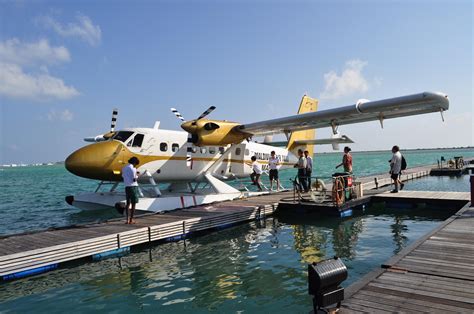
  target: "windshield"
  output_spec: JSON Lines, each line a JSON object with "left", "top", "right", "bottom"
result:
{"left": 113, "top": 131, "right": 134, "bottom": 142}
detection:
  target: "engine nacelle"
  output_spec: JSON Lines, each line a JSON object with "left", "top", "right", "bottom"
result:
{"left": 181, "top": 119, "right": 249, "bottom": 146}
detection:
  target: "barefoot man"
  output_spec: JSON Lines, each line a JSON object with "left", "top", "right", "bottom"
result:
{"left": 122, "top": 157, "right": 140, "bottom": 224}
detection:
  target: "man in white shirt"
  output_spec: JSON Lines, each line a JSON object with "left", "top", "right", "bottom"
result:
{"left": 122, "top": 157, "right": 140, "bottom": 224}
{"left": 268, "top": 151, "right": 280, "bottom": 191}
{"left": 304, "top": 150, "right": 313, "bottom": 192}
{"left": 250, "top": 155, "right": 263, "bottom": 191}
{"left": 389, "top": 145, "right": 404, "bottom": 193}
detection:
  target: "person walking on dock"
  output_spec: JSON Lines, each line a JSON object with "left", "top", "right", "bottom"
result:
{"left": 250, "top": 156, "right": 263, "bottom": 191}
{"left": 304, "top": 150, "right": 313, "bottom": 191}
{"left": 294, "top": 149, "right": 308, "bottom": 192}
{"left": 122, "top": 157, "right": 140, "bottom": 224}
{"left": 389, "top": 145, "right": 404, "bottom": 193}
{"left": 268, "top": 151, "right": 280, "bottom": 191}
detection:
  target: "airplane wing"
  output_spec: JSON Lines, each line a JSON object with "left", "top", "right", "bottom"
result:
{"left": 237, "top": 92, "right": 449, "bottom": 136}
{"left": 265, "top": 135, "right": 354, "bottom": 147}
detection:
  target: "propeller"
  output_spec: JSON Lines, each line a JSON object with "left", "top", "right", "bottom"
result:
{"left": 170, "top": 106, "right": 216, "bottom": 169}
{"left": 197, "top": 106, "right": 216, "bottom": 120}
{"left": 170, "top": 108, "right": 185, "bottom": 122}
{"left": 84, "top": 108, "right": 118, "bottom": 142}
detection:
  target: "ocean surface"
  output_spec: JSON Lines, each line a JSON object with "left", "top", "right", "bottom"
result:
{"left": 0, "top": 148, "right": 473, "bottom": 313}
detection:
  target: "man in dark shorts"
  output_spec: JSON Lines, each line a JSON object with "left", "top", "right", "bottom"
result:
{"left": 294, "top": 149, "right": 308, "bottom": 192}
{"left": 389, "top": 145, "right": 404, "bottom": 193}
{"left": 122, "top": 157, "right": 140, "bottom": 224}
{"left": 268, "top": 151, "right": 280, "bottom": 191}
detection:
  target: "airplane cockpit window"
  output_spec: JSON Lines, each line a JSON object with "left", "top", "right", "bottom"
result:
{"left": 172, "top": 143, "right": 179, "bottom": 152}
{"left": 113, "top": 131, "right": 134, "bottom": 143}
{"left": 131, "top": 133, "right": 145, "bottom": 147}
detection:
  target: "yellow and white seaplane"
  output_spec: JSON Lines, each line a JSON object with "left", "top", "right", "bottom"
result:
{"left": 65, "top": 91, "right": 449, "bottom": 212}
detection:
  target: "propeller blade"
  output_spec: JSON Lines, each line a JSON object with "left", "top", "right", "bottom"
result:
{"left": 197, "top": 106, "right": 216, "bottom": 120}
{"left": 170, "top": 108, "right": 185, "bottom": 122}
{"left": 110, "top": 108, "right": 118, "bottom": 132}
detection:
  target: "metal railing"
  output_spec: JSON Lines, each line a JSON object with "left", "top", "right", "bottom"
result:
{"left": 290, "top": 173, "right": 357, "bottom": 207}
{"left": 229, "top": 171, "right": 287, "bottom": 192}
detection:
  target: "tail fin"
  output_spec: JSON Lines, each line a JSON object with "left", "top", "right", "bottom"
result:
{"left": 286, "top": 95, "right": 318, "bottom": 155}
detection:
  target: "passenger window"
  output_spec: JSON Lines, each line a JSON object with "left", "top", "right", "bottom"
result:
{"left": 132, "top": 134, "right": 144, "bottom": 147}
{"left": 187, "top": 146, "right": 197, "bottom": 153}
{"left": 235, "top": 148, "right": 241, "bottom": 155}
{"left": 172, "top": 143, "right": 179, "bottom": 152}
{"left": 200, "top": 147, "right": 207, "bottom": 154}
{"left": 160, "top": 142, "right": 168, "bottom": 152}
{"left": 245, "top": 149, "right": 250, "bottom": 156}
{"left": 209, "top": 147, "right": 216, "bottom": 154}
{"left": 219, "top": 147, "right": 225, "bottom": 154}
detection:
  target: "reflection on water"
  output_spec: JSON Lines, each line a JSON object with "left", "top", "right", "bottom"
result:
{"left": 0, "top": 204, "right": 455, "bottom": 313}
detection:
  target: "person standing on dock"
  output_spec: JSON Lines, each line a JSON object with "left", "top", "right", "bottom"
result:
{"left": 268, "top": 151, "right": 280, "bottom": 191}
{"left": 304, "top": 150, "right": 313, "bottom": 190}
{"left": 294, "top": 149, "right": 308, "bottom": 192}
{"left": 122, "top": 157, "right": 140, "bottom": 224}
{"left": 250, "top": 156, "right": 263, "bottom": 191}
{"left": 389, "top": 145, "right": 404, "bottom": 193}
{"left": 335, "top": 146, "right": 353, "bottom": 174}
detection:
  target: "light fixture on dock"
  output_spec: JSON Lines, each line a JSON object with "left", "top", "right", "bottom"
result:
{"left": 308, "top": 256, "right": 348, "bottom": 313}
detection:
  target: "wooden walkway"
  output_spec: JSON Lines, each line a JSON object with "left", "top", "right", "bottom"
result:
{"left": 0, "top": 191, "right": 291, "bottom": 279}
{"left": 341, "top": 203, "right": 474, "bottom": 313}
{"left": 374, "top": 190, "right": 471, "bottom": 201}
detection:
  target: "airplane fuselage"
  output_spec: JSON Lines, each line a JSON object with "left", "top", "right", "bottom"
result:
{"left": 65, "top": 127, "right": 298, "bottom": 183}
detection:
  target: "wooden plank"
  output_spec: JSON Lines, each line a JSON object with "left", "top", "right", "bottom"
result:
{"left": 364, "top": 284, "right": 474, "bottom": 310}
{"left": 355, "top": 289, "right": 472, "bottom": 313}
{"left": 341, "top": 299, "right": 391, "bottom": 313}
{"left": 350, "top": 291, "right": 437, "bottom": 313}
{"left": 367, "top": 282, "right": 474, "bottom": 304}
{"left": 381, "top": 272, "right": 474, "bottom": 292}
{"left": 374, "top": 274, "right": 474, "bottom": 298}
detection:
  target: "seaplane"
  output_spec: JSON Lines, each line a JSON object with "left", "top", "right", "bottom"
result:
{"left": 65, "top": 91, "right": 449, "bottom": 212}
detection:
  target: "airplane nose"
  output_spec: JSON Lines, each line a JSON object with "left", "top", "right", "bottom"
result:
{"left": 65, "top": 141, "right": 125, "bottom": 180}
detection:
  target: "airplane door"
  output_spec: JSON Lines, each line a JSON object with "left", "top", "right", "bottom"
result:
{"left": 141, "top": 137, "right": 156, "bottom": 155}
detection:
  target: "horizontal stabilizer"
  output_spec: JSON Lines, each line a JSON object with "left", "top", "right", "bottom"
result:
{"left": 265, "top": 135, "right": 354, "bottom": 147}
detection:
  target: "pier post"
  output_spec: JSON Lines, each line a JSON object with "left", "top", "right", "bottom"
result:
{"left": 470, "top": 173, "right": 474, "bottom": 207}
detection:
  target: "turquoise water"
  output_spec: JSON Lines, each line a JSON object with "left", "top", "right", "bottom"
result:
{"left": 0, "top": 148, "right": 472, "bottom": 312}
{"left": 1, "top": 148, "right": 472, "bottom": 236}
{"left": 0, "top": 207, "right": 457, "bottom": 313}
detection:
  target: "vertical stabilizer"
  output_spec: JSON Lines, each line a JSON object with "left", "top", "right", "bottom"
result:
{"left": 286, "top": 95, "right": 318, "bottom": 155}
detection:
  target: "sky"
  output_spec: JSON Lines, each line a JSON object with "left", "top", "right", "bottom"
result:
{"left": 0, "top": 0, "right": 472, "bottom": 164}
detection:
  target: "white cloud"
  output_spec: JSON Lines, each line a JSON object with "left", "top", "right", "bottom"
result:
{"left": 38, "top": 13, "right": 102, "bottom": 46}
{"left": 47, "top": 109, "right": 74, "bottom": 121}
{"left": 0, "top": 38, "right": 70, "bottom": 66}
{"left": 320, "top": 59, "right": 370, "bottom": 100}
{"left": 0, "top": 62, "right": 79, "bottom": 101}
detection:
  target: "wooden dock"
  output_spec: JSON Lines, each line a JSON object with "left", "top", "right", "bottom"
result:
{"left": 0, "top": 159, "right": 471, "bottom": 281}
{"left": 341, "top": 202, "right": 474, "bottom": 313}
{"left": 0, "top": 191, "right": 290, "bottom": 280}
